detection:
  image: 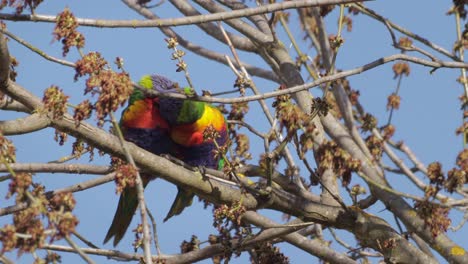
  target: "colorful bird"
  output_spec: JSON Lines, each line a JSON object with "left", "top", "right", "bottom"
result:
{"left": 103, "top": 75, "right": 174, "bottom": 246}
{"left": 160, "top": 94, "right": 227, "bottom": 221}
{"left": 104, "top": 74, "right": 228, "bottom": 245}
{"left": 146, "top": 75, "right": 228, "bottom": 221}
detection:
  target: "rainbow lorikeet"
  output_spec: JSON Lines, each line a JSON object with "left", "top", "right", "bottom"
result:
{"left": 104, "top": 75, "right": 227, "bottom": 246}
{"left": 103, "top": 75, "right": 173, "bottom": 246}
{"left": 154, "top": 76, "right": 228, "bottom": 221}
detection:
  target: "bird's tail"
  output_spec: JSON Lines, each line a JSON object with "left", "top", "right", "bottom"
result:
{"left": 163, "top": 187, "right": 194, "bottom": 222}
{"left": 104, "top": 176, "right": 150, "bottom": 246}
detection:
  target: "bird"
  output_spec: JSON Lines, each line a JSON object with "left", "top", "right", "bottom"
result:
{"left": 104, "top": 74, "right": 228, "bottom": 245}
{"left": 155, "top": 78, "right": 228, "bottom": 221}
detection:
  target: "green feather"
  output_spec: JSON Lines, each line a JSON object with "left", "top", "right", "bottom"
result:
{"left": 217, "top": 158, "right": 225, "bottom": 170}
{"left": 126, "top": 75, "right": 153, "bottom": 106}
{"left": 163, "top": 187, "right": 194, "bottom": 222}
{"left": 104, "top": 178, "right": 151, "bottom": 246}
{"left": 138, "top": 75, "right": 154, "bottom": 89}
{"left": 176, "top": 100, "right": 205, "bottom": 124}
{"left": 183, "top": 86, "right": 195, "bottom": 96}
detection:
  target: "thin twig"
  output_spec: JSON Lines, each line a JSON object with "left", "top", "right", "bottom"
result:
{"left": 352, "top": 3, "right": 459, "bottom": 61}
{"left": 0, "top": 173, "right": 116, "bottom": 216}
{"left": 73, "top": 231, "right": 99, "bottom": 249}
{"left": 218, "top": 21, "right": 305, "bottom": 190}
{"left": 48, "top": 151, "right": 90, "bottom": 164}
{"left": 228, "top": 120, "right": 266, "bottom": 138}
{"left": 64, "top": 235, "right": 96, "bottom": 264}
{"left": 41, "top": 244, "right": 166, "bottom": 262}
{"left": 450, "top": 211, "right": 468, "bottom": 231}
{"left": 0, "top": 29, "right": 75, "bottom": 67}
{"left": 387, "top": 72, "right": 404, "bottom": 125}
{"left": 279, "top": 13, "right": 319, "bottom": 80}
{"left": 109, "top": 112, "right": 152, "bottom": 264}
{"left": 146, "top": 206, "right": 162, "bottom": 256}
{"left": 0, "top": 163, "right": 111, "bottom": 175}
{"left": 135, "top": 53, "right": 468, "bottom": 104}
{"left": 454, "top": 9, "right": 468, "bottom": 147}
{"left": 0, "top": 255, "right": 14, "bottom": 264}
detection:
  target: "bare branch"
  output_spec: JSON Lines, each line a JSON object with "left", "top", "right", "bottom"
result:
{"left": 0, "top": 32, "right": 9, "bottom": 86}
{"left": 0, "top": 96, "right": 29, "bottom": 112}
{"left": 122, "top": 0, "right": 279, "bottom": 82}
{"left": 64, "top": 235, "right": 96, "bottom": 264}
{"left": 1, "top": 29, "right": 76, "bottom": 67}
{"left": 0, "top": 255, "right": 14, "bottom": 264}
{"left": 217, "top": 21, "right": 304, "bottom": 190}
{"left": 320, "top": 113, "right": 468, "bottom": 263}
{"left": 242, "top": 211, "right": 358, "bottom": 264}
{"left": 41, "top": 244, "right": 171, "bottom": 262}
{"left": 0, "top": 0, "right": 367, "bottom": 28}
{"left": 136, "top": 53, "right": 468, "bottom": 104}
{"left": 0, "top": 173, "right": 116, "bottom": 216}
{"left": 109, "top": 112, "right": 153, "bottom": 264}
{"left": 0, "top": 113, "right": 50, "bottom": 135}
{"left": 169, "top": 0, "right": 256, "bottom": 51}
{"left": 352, "top": 3, "right": 459, "bottom": 61}
{"left": 216, "top": 0, "right": 272, "bottom": 35}
{"left": 193, "top": 0, "right": 273, "bottom": 44}
{"left": 0, "top": 163, "right": 111, "bottom": 175}
{"left": 49, "top": 173, "right": 116, "bottom": 195}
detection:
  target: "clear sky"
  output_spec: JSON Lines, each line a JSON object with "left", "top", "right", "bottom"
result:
{"left": 0, "top": 0, "right": 465, "bottom": 263}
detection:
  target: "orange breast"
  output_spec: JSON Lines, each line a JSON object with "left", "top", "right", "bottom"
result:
{"left": 170, "top": 104, "right": 226, "bottom": 146}
{"left": 122, "top": 99, "right": 168, "bottom": 129}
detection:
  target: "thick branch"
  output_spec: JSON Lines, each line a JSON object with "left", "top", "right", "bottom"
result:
{"left": 0, "top": 97, "right": 29, "bottom": 112}
{"left": 0, "top": 113, "right": 50, "bottom": 135}
{"left": 258, "top": 37, "right": 443, "bottom": 262}
{"left": 0, "top": 33, "right": 9, "bottom": 85}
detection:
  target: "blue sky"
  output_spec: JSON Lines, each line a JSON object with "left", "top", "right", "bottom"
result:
{"left": 1, "top": 0, "right": 466, "bottom": 263}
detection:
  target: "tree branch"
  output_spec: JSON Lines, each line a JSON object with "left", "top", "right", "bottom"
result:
{"left": 0, "top": 96, "right": 29, "bottom": 112}
{"left": 135, "top": 53, "right": 468, "bottom": 104}
{"left": 122, "top": 0, "right": 279, "bottom": 82}
{"left": 0, "top": 0, "right": 367, "bottom": 28}
{"left": 193, "top": 0, "right": 273, "bottom": 44}
{"left": 0, "top": 113, "right": 50, "bottom": 135}
{"left": 0, "top": 32, "right": 9, "bottom": 86}
{"left": 0, "top": 173, "right": 116, "bottom": 216}
{"left": 0, "top": 163, "right": 111, "bottom": 175}
{"left": 169, "top": 0, "right": 256, "bottom": 51}
{"left": 320, "top": 113, "right": 468, "bottom": 263}
{"left": 242, "top": 211, "right": 357, "bottom": 264}
{"left": 352, "top": 3, "right": 459, "bottom": 61}
{"left": 216, "top": 0, "right": 272, "bottom": 35}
